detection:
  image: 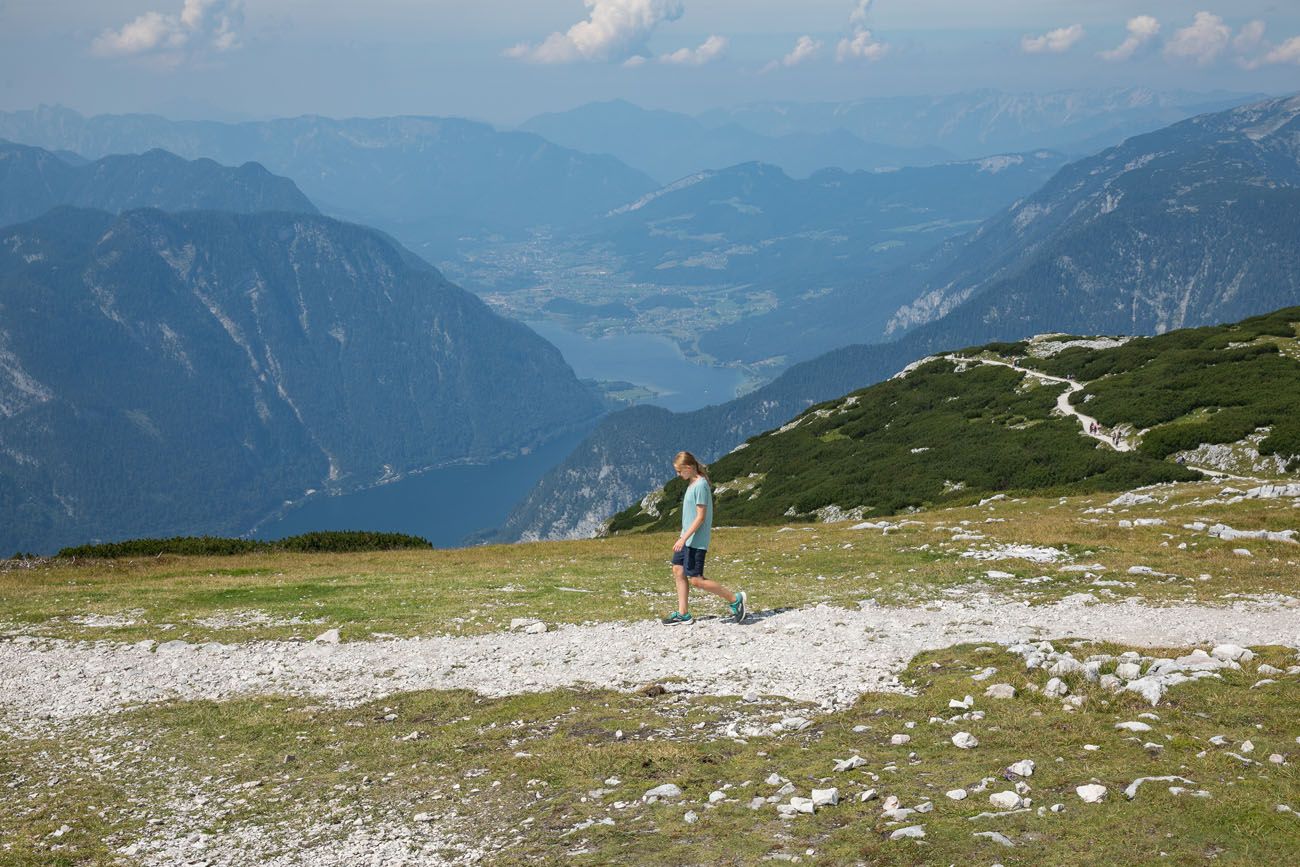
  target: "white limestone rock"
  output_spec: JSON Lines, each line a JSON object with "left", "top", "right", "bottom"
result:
{"left": 889, "top": 825, "right": 926, "bottom": 840}
{"left": 1115, "top": 721, "right": 1152, "bottom": 733}
{"left": 812, "top": 788, "right": 839, "bottom": 807}
{"left": 643, "top": 784, "right": 683, "bottom": 802}
{"left": 834, "top": 755, "right": 867, "bottom": 772}
{"left": 989, "top": 791, "right": 1024, "bottom": 810}
{"left": 1007, "top": 760, "right": 1035, "bottom": 778}
{"left": 973, "top": 831, "right": 1016, "bottom": 847}
{"left": 1076, "top": 784, "right": 1107, "bottom": 803}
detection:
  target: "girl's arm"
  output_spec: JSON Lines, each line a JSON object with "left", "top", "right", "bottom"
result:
{"left": 675, "top": 504, "right": 707, "bottom": 551}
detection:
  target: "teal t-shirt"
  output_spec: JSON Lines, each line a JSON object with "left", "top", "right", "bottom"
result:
{"left": 681, "top": 478, "right": 713, "bottom": 549}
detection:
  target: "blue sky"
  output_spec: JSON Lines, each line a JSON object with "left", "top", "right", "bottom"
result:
{"left": 2, "top": 1, "right": 1298, "bottom": 123}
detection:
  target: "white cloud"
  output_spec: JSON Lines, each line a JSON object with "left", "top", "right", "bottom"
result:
{"left": 838, "top": 0, "right": 888, "bottom": 63}
{"left": 1022, "top": 24, "right": 1085, "bottom": 55}
{"left": 837, "top": 29, "right": 888, "bottom": 62}
{"left": 764, "top": 34, "right": 822, "bottom": 72}
{"left": 1099, "top": 15, "right": 1159, "bottom": 62}
{"left": 1164, "top": 11, "right": 1230, "bottom": 66}
{"left": 659, "top": 34, "right": 726, "bottom": 65}
{"left": 1263, "top": 35, "right": 1300, "bottom": 66}
{"left": 849, "top": 0, "right": 874, "bottom": 28}
{"left": 92, "top": 0, "right": 242, "bottom": 62}
{"left": 1234, "top": 20, "right": 1267, "bottom": 54}
{"left": 506, "top": 0, "right": 685, "bottom": 64}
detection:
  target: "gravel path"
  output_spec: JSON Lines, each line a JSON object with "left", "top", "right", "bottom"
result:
{"left": 4, "top": 595, "right": 1299, "bottom": 733}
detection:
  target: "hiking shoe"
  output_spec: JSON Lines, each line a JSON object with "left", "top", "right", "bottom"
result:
{"left": 729, "top": 590, "right": 747, "bottom": 623}
{"left": 661, "top": 611, "right": 693, "bottom": 625}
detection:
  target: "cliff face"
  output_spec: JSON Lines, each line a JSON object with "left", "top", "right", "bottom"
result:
{"left": 0, "top": 208, "right": 602, "bottom": 553}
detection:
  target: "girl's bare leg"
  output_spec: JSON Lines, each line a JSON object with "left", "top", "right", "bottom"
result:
{"left": 673, "top": 564, "right": 690, "bottom": 614}
{"left": 689, "top": 576, "right": 736, "bottom": 604}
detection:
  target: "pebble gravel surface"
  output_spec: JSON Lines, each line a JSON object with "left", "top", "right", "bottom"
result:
{"left": 5, "top": 594, "right": 1299, "bottom": 734}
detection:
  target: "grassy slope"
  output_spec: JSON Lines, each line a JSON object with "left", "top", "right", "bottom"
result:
{"left": 2, "top": 482, "right": 1299, "bottom": 645}
{"left": 610, "top": 307, "right": 1300, "bottom": 536}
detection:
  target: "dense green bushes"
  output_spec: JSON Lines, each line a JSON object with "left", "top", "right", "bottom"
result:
{"left": 57, "top": 531, "right": 432, "bottom": 559}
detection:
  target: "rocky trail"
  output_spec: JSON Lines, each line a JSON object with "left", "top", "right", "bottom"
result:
{"left": 4, "top": 595, "right": 1299, "bottom": 735}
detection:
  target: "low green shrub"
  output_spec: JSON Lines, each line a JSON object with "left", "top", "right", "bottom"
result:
{"left": 57, "top": 531, "right": 432, "bottom": 559}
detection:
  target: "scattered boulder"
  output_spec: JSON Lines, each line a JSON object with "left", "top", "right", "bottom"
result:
{"left": 313, "top": 629, "right": 340, "bottom": 644}
{"left": 1210, "top": 644, "right": 1253, "bottom": 662}
{"left": 1076, "top": 784, "right": 1107, "bottom": 803}
{"left": 1007, "top": 760, "right": 1035, "bottom": 778}
{"left": 952, "top": 732, "right": 979, "bottom": 749}
{"left": 973, "top": 831, "right": 1015, "bottom": 847}
{"left": 984, "top": 683, "right": 1016, "bottom": 699}
{"left": 834, "top": 755, "right": 866, "bottom": 772}
{"left": 1124, "top": 776, "right": 1194, "bottom": 800}
{"left": 1115, "top": 721, "right": 1152, "bottom": 733}
{"left": 811, "top": 788, "right": 839, "bottom": 807}
{"left": 642, "top": 784, "right": 683, "bottom": 802}
{"left": 989, "top": 791, "right": 1024, "bottom": 810}
{"left": 889, "top": 825, "right": 926, "bottom": 841}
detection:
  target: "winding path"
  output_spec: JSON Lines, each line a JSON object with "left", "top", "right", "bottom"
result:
{"left": 4, "top": 595, "right": 1298, "bottom": 733}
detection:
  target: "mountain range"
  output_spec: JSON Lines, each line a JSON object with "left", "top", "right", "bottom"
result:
{"left": 0, "top": 106, "right": 657, "bottom": 260}
{"left": 0, "top": 140, "right": 318, "bottom": 226}
{"left": 520, "top": 99, "right": 952, "bottom": 184}
{"left": 705, "top": 93, "right": 1300, "bottom": 365}
{"left": 495, "top": 93, "right": 1300, "bottom": 542}
{"left": 0, "top": 205, "right": 602, "bottom": 554}
{"left": 701, "top": 88, "right": 1264, "bottom": 159}
{"left": 586, "top": 151, "right": 1066, "bottom": 308}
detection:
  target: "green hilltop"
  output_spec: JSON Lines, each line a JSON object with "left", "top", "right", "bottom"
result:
{"left": 611, "top": 306, "right": 1300, "bottom": 534}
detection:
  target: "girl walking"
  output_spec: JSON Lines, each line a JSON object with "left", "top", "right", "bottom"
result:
{"left": 662, "top": 451, "right": 748, "bottom": 625}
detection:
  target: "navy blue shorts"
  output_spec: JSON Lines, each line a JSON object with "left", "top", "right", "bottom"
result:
{"left": 672, "top": 545, "right": 707, "bottom": 578}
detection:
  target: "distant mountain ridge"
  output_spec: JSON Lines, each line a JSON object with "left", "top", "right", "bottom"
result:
{"left": 0, "top": 207, "right": 603, "bottom": 554}
{"left": 704, "top": 92, "right": 1300, "bottom": 365}
{"left": 494, "top": 92, "right": 1300, "bottom": 542}
{"left": 0, "top": 140, "right": 318, "bottom": 227}
{"left": 0, "top": 106, "right": 658, "bottom": 259}
{"left": 588, "top": 152, "right": 1067, "bottom": 313}
{"left": 521, "top": 99, "right": 952, "bottom": 183}
{"left": 702, "top": 88, "right": 1266, "bottom": 159}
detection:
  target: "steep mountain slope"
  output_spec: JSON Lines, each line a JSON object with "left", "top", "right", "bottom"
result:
{"left": 0, "top": 208, "right": 603, "bottom": 554}
{"left": 0, "top": 141, "right": 318, "bottom": 226}
{"left": 0, "top": 107, "right": 657, "bottom": 258}
{"left": 702, "top": 88, "right": 1262, "bottom": 159}
{"left": 521, "top": 99, "right": 952, "bottom": 183}
{"left": 611, "top": 307, "right": 1299, "bottom": 534}
{"left": 705, "top": 93, "right": 1300, "bottom": 365}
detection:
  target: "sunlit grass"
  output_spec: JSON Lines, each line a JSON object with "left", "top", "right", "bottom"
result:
{"left": 2, "top": 481, "right": 1297, "bottom": 645}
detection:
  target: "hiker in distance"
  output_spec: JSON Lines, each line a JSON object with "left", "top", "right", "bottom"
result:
{"left": 662, "top": 451, "right": 748, "bottom": 625}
